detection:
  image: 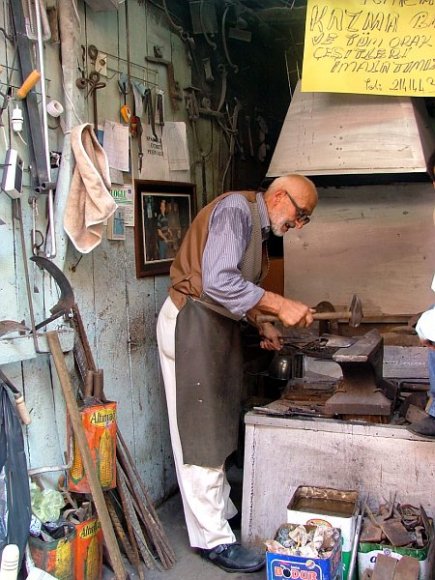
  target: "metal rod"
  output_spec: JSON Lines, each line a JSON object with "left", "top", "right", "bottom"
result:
{"left": 34, "top": 0, "right": 56, "bottom": 258}
{"left": 348, "top": 514, "right": 363, "bottom": 580}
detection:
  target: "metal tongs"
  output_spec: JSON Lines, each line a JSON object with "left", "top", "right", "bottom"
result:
{"left": 281, "top": 333, "right": 356, "bottom": 351}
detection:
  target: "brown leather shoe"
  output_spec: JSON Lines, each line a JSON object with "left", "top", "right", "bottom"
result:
{"left": 407, "top": 415, "right": 435, "bottom": 438}
{"left": 199, "top": 543, "right": 265, "bottom": 573}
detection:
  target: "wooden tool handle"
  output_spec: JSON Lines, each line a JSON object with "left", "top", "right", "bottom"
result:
{"left": 93, "top": 369, "right": 106, "bottom": 402}
{"left": 314, "top": 310, "right": 350, "bottom": 320}
{"left": 14, "top": 394, "right": 31, "bottom": 425}
{"left": 17, "top": 70, "right": 41, "bottom": 99}
{"left": 258, "top": 311, "right": 350, "bottom": 324}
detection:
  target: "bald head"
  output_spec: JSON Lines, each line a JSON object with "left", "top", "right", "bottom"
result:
{"left": 263, "top": 174, "right": 318, "bottom": 236}
{"left": 264, "top": 174, "right": 318, "bottom": 211}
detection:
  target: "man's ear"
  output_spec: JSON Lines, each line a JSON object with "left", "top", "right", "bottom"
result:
{"left": 272, "top": 189, "right": 285, "bottom": 207}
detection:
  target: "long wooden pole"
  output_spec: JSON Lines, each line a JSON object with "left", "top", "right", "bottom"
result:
{"left": 46, "top": 331, "right": 126, "bottom": 580}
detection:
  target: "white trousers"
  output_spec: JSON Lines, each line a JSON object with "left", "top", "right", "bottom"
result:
{"left": 156, "top": 296, "right": 237, "bottom": 549}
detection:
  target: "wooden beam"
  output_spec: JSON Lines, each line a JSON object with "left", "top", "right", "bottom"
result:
{"left": 47, "top": 331, "right": 126, "bottom": 580}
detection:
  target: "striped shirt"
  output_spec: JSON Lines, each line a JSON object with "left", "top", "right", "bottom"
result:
{"left": 202, "top": 192, "right": 270, "bottom": 318}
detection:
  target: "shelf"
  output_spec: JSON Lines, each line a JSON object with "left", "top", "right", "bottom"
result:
{"left": 0, "top": 327, "right": 75, "bottom": 365}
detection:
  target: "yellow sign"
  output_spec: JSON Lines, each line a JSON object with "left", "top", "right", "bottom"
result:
{"left": 302, "top": 0, "right": 435, "bottom": 96}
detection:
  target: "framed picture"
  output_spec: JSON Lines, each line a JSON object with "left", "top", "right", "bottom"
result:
{"left": 134, "top": 180, "right": 196, "bottom": 277}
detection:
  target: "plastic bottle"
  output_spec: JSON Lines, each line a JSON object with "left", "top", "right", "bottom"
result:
{"left": 0, "top": 544, "right": 19, "bottom": 580}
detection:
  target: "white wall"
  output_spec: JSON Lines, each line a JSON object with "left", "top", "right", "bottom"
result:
{"left": 284, "top": 182, "right": 435, "bottom": 315}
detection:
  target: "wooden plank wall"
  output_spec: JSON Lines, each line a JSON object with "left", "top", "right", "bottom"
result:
{"left": 0, "top": 0, "right": 200, "bottom": 501}
{"left": 284, "top": 182, "right": 435, "bottom": 316}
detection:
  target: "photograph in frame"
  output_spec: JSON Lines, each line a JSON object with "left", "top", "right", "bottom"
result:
{"left": 134, "top": 181, "right": 196, "bottom": 277}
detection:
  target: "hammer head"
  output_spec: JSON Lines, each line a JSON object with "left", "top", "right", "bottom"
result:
{"left": 350, "top": 294, "right": 363, "bottom": 327}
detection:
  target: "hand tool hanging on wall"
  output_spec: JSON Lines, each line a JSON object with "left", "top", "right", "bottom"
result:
{"left": 129, "top": 91, "right": 143, "bottom": 174}
{"left": 129, "top": 115, "right": 143, "bottom": 173}
{"left": 118, "top": 74, "right": 131, "bottom": 124}
{"left": 143, "top": 88, "right": 158, "bottom": 141}
{"left": 10, "top": 0, "right": 57, "bottom": 258}
{"left": 131, "top": 80, "right": 146, "bottom": 118}
{"left": 87, "top": 71, "right": 106, "bottom": 132}
{"left": 137, "top": 119, "right": 143, "bottom": 172}
{"left": 145, "top": 48, "right": 183, "bottom": 112}
{"left": 16, "top": 70, "right": 41, "bottom": 99}
{"left": 156, "top": 89, "right": 164, "bottom": 127}
{"left": 0, "top": 369, "right": 31, "bottom": 425}
{"left": 76, "top": 45, "right": 88, "bottom": 91}
{"left": 29, "top": 256, "right": 75, "bottom": 330}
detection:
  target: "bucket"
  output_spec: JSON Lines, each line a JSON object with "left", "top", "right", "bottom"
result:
{"left": 29, "top": 523, "right": 76, "bottom": 580}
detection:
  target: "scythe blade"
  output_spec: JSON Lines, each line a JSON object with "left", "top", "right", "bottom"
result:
{"left": 30, "top": 256, "right": 75, "bottom": 330}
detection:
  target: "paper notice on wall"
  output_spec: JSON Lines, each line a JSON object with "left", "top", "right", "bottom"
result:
{"left": 165, "top": 122, "right": 190, "bottom": 171}
{"left": 103, "top": 121, "right": 130, "bottom": 172}
{"left": 109, "top": 167, "right": 124, "bottom": 185}
{"left": 110, "top": 184, "right": 134, "bottom": 227}
{"left": 139, "top": 124, "right": 170, "bottom": 180}
{"left": 302, "top": 0, "right": 435, "bottom": 97}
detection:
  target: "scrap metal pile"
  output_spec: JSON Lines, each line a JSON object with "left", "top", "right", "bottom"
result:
{"left": 360, "top": 501, "right": 432, "bottom": 550}
{"left": 265, "top": 524, "right": 340, "bottom": 559}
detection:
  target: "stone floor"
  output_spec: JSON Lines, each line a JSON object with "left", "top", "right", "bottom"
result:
{"left": 104, "top": 466, "right": 267, "bottom": 580}
{"left": 143, "top": 491, "right": 266, "bottom": 580}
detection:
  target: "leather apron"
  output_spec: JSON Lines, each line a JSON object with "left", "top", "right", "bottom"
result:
{"left": 175, "top": 298, "right": 243, "bottom": 467}
{"left": 174, "top": 200, "right": 266, "bottom": 468}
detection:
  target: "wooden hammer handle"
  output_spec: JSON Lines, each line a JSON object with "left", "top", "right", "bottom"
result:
{"left": 258, "top": 311, "right": 350, "bottom": 324}
{"left": 17, "top": 70, "right": 41, "bottom": 99}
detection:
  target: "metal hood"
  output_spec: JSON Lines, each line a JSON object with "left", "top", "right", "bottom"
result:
{"left": 267, "top": 81, "right": 435, "bottom": 177}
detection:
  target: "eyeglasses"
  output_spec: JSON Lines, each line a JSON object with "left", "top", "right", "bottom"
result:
{"left": 285, "top": 191, "right": 311, "bottom": 226}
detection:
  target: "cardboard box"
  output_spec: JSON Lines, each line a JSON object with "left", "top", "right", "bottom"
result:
{"left": 358, "top": 537, "right": 433, "bottom": 580}
{"left": 266, "top": 524, "right": 342, "bottom": 580}
{"left": 287, "top": 486, "right": 358, "bottom": 580}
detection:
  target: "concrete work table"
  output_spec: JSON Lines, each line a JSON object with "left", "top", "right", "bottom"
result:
{"left": 241, "top": 412, "right": 435, "bottom": 547}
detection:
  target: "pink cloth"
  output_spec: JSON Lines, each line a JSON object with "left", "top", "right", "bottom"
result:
{"left": 64, "top": 123, "right": 117, "bottom": 253}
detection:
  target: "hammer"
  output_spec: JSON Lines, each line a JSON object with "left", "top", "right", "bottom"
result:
{"left": 258, "top": 294, "right": 363, "bottom": 328}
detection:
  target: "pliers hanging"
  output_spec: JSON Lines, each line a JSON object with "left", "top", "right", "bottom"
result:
{"left": 143, "top": 88, "right": 158, "bottom": 141}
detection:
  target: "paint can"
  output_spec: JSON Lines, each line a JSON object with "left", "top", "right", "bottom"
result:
{"left": 29, "top": 522, "right": 76, "bottom": 580}
{"left": 73, "top": 516, "right": 103, "bottom": 580}
{"left": 68, "top": 401, "right": 117, "bottom": 493}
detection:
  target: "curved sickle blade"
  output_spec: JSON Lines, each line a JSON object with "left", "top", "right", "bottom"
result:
{"left": 30, "top": 256, "right": 75, "bottom": 329}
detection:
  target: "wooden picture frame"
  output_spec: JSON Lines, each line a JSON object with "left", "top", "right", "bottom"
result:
{"left": 134, "top": 180, "right": 196, "bottom": 277}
